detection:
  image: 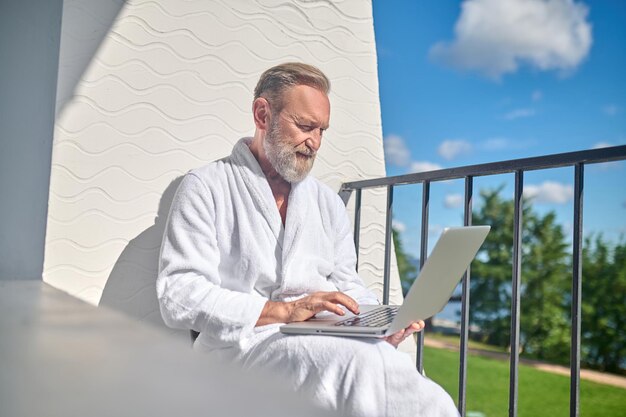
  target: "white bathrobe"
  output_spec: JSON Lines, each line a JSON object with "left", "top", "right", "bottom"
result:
{"left": 157, "top": 138, "right": 459, "bottom": 417}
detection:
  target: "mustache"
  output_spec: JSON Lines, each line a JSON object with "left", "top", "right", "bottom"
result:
{"left": 296, "top": 144, "right": 316, "bottom": 157}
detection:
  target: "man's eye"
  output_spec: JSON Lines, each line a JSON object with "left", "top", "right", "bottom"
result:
{"left": 298, "top": 125, "right": 314, "bottom": 132}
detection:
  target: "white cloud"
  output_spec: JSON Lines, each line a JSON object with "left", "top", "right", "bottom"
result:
{"left": 429, "top": 0, "right": 593, "bottom": 79}
{"left": 384, "top": 134, "right": 411, "bottom": 167}
{"left": 478, "top": 137, "right": 535, "bottom": 152}
{"left": 438, "top": 139, "right": 472, "bottom": 160}
{"left": 481, "top": 137, "right": 514, "bottom": 151}
{"left": 524, "top": 181, "right": 574, "bottom": 204}
{"left": 603, "top": 105, "right": 620, "bottom": 116}
{"left": 429, "top": 224, "right": 444, "bottom": 236}
{"left": 504, "top": 108, "right": 535, "bottom": 120}
{"left": 532, "top": 90, "right": 543, "bottom": 102}
{"left": 591, "top": 161, "right": 623, "bottom": 171}
{"left": 428, "top": 224, "right": 445, "bottom": 243}
{"left": 409, "top": 161, "right": 443, "bottom": 173}
{"left": 593, "top": 142, "right": 613, "bottom": 149}
{"left": 429, "top": 224, "right": 443, "bottom": 233}
{"left": 444, "top": 194, "right": 464, "bottom": 209}
{"left": 392, "top": 220, "right": 406, "bottom": 233}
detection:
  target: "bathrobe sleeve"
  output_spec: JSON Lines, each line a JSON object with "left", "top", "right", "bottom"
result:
{"left": 327, "top": 194, "right": 380, "bottom": 305}
{"left": 156, "top": 173, "right": 267, "bottom": 346}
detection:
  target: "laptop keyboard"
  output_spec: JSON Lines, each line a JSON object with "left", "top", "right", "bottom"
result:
{"left": 334, "top": 306, "right": 399, "bottom": 328}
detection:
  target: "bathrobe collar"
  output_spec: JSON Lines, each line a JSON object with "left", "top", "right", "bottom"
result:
{"left": 230, "top": 138, "right": 310, "bottom": 270}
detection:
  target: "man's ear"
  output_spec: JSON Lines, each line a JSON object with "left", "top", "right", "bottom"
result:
{"left": 253, "top": 97, "right": 271, "bottom": 131}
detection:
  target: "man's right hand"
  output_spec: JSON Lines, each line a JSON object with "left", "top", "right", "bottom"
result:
{"left": 255, "top": 291, "right": 360, "bottom": 326}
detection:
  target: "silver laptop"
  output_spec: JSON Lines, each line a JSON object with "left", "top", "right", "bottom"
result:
{"left": 280, "top": 225, "right": 490, "bottom": 338}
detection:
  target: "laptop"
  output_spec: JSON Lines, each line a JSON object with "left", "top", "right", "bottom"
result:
{"left": 280, "top": 225, "right": 490, "bottom": 338}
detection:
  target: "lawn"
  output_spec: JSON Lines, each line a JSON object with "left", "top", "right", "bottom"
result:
{"left": 428, "top": 332, "right": 508, "bottom": 353}
{"left": 423, "top": 346, "right": 626, "bottom": 417}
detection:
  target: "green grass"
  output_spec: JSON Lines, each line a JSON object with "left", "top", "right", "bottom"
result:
{"left": 423, "top": 346, "right": 626, "bottom": 417}
{"left": 427, "top": 333, "right": 508, "bottom": 353}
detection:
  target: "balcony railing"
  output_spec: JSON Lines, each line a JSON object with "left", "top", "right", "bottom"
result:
{"left": 339, "top": 145, "right": 626, "bottom": 417}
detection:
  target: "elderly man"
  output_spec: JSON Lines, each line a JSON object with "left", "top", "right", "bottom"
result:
{"left": 157, "top": 63, "right": 458, "bottom": 416}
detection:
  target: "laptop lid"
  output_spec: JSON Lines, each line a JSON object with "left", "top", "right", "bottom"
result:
{"left": 386, "top": 225, "right": 490, "bottom": 335}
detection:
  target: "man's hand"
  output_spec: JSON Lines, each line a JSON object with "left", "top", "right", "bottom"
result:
{"left": 384, "top": 320, "right": 425, "bottom": 348}
{"left": 256, "top": 291, "right": 359, "bottom": 326}
{"left": 286, "top": 291, "right": 360, "bottom": 322}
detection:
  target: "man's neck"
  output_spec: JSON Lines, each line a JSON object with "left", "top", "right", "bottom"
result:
{"left": 265, "top": 171, "right": 291, "bottom": 198}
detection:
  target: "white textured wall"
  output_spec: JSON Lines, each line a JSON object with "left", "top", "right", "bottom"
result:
{"left": 44, "top": 0, "right": 404, "bottom": 334}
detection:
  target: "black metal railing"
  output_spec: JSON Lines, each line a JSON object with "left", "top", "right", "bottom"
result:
{"left": 339, "top": 145, "right": 626, "bottom": 417}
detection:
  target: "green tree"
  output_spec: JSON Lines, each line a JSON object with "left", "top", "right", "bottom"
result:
{"left": 470, "top": 188, "right": 571, "bottom": 363}
{"left": 393, "top": 227, "right": 418, "bottom": 297}
{"left": 521, "top": 211, "right": 571, "bottom": 362}
{"left": 582, "top": 236, "right": 626, "bottom": 374}
{"left": 470, "top": 188, "right": 529, "bottom": 347}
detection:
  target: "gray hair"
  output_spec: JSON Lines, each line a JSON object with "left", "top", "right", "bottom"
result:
{"left": 254, "top": 62, "right": 330, "bottom": 113}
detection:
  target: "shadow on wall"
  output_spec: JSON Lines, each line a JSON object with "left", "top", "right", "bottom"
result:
{"left": 100, "top": 176, "right": 183, "bottom": 329}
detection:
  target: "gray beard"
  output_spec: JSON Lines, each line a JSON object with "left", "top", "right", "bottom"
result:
{"left": 263, "top": 118, "right": 315, "bottom": 183}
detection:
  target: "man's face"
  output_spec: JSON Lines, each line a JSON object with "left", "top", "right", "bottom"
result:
{"left": 263, "top": 85, "right": 330, "bottom": 183}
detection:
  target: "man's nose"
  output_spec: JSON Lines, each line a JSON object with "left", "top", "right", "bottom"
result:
{"left": 306, "top": 131, "right": 322, "bottom": 151}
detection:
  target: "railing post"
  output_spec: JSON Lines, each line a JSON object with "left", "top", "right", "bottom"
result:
{"left": 353, "top": 188, "right": 362, "bottom": 272}
{"left": 570, "top": 163, "right": 584, "bottom": 417}
{"left": 509, "top": 171, "right": 523, "bottom": 417}
{"left": 458, "top": 176, "right": 473, "bottom": 416}
{"left": 416, "top": 181, "right": 430, "bottom": 374}
{"left": 383, "top": 185, "right": 394, "bottom": 305}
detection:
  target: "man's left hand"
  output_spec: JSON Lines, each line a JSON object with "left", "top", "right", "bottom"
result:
{"left": 384, "top": 320, "right": 425, "bottom": 348}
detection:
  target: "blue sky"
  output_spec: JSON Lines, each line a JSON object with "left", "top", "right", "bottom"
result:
{"left": 372, "top": 0, "right": 626, "bottom": 258}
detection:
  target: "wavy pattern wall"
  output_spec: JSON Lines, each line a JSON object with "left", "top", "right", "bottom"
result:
{"left": 44, "top": 0, "right": 403, "bottom": 332}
